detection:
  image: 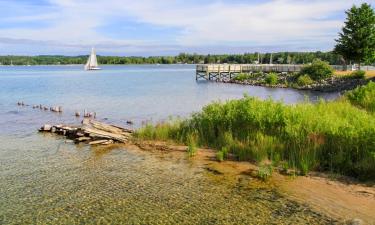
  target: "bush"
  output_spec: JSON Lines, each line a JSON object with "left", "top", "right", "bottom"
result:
{"left": 347, "top": 70, "right": 366, "bottom": 79}
{"left": 233, "top": 73, "right": 262, "bottom": 81}
{"left": 300, "top": 59, "right": 333, "bottom": 81}
{"left": 233, "top": 73, "right": 251, "bottom": 81}
{"left": 265, "top": 73, "right": 278, "bottom": 85}
{"left": 296, "top": 74, "right": 314, "bottom": 86}
{"left": 346, "top": 81, "right": 375, "bottom": 112}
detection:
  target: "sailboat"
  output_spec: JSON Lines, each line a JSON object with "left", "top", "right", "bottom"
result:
{"left": 84, "top": 48, "right": 101, "bottom": 70}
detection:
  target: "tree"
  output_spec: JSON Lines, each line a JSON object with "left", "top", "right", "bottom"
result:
{"left": 334, "top": 3, "right": 375, "bottom": 69}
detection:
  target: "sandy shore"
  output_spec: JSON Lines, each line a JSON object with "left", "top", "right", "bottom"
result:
{"left": 130, "top": 140, "right": 375, "bottom": 224}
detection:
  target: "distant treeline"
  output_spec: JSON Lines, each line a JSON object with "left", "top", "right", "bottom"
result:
{"left": 0, "top": 52, "right": 347, "bottom": 65}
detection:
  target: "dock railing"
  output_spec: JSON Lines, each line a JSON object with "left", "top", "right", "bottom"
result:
{"left": 196, "top": 64, "right": 375, "bottom": 80}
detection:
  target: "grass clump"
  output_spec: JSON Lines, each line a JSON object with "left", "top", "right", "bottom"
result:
{"left": 296, "top": 74, "right": 314, "bottom": 87}
{"left": 134, "top": 120, "right": 180, "bottom": 141}
{"left": 216, "top": 146, "right": 229, "bottom": 162}
{"left": 136, "top": 82, "right": 375, "bottom": 180}
{"left": 257, "top": 164, "right": 273, "bottom": 181}
{"left": 265, "top": 73, "right": 278, "bottom": 85}
{"left": 300, "top": 59, "right": 333, "bottom": 81}
{"left": 346, "top": 81, "right": 375, "bottom": 112}
{"left": 187, "top": 133, "right": 198, "bottom": 157}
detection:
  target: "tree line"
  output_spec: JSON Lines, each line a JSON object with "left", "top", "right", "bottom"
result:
{"left": 0, "top": 3, "right": 373, "bottom": 67}
{"left": 0, "top": 52, "right": 347, "bottom": 66}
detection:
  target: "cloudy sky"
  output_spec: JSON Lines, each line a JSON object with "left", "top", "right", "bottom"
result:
{"left": 0, "top": 0, "right": 373, "bottom": 55}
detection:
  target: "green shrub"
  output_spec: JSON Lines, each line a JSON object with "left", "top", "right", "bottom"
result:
{"left": 252, "top": 72, "right": 263, "bottom": 77}
{"left": 347, "top": 70, "right": 366, "bottom": 79}
{"left": 265, "top": 73, "right": 278, "bottom": 85}
{"left": 300, "top": 59, "right": 333, "bottom": 81}
{"left": 346, "top": 81, "right": 375, "bottom": 112}
{"left": 233, "top": 73, "right": 251, "bottom": 81}
{"left": 296, "top": 74, "right": 314, "bottom": 86}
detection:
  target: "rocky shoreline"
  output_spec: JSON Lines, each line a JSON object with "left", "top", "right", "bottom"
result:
{"left": 220, "top": 74, "right": 374, "bottom": 92}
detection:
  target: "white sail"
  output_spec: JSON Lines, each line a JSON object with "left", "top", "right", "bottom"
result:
{"left": 84, "top": 55, "right": 91, "bottom": 70}
{"left": 85, "top": 48, "right": 101, "bottom": 70}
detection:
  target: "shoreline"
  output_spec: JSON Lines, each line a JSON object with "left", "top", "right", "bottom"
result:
{"left": 129, "top": 139, "right": 375, "bottom": 224}
{"left": 218, "top": 75, "right": 374, "bottom": 93}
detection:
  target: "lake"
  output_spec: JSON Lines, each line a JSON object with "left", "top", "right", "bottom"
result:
{"left": 0, "top": 65, "right": 339, "bottom": 224}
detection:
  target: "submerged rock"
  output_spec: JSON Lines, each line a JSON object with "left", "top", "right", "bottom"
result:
{"left": 346, "top": 218, "right": 363, "bottom": 225}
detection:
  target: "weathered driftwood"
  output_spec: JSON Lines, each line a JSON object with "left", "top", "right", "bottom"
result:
{"left": 83, "top": 119, "right": 133, "bottom": 135}
{"left": 75, "top": 137, "right": 91, "bottom": 142}
{"left": 39, "top": 119, "right": 132, "bottom": 145}
{"left": 89, "top": 140, "right": 113, "bottom": 145}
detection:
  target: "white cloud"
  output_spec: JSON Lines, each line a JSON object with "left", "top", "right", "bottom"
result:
{"left": 0, "top": 0, "right": 372, "bottom": 55}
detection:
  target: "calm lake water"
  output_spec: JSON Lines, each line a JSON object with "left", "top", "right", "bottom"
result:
{"left": 0, "top": 65, "right": 339, "bottom": 224}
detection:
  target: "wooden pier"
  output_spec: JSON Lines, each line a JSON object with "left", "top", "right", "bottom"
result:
{"left": 196, "top": 64, "right": 300, "bottom": 80}
{"left": 195, "top": 64, "right": 375, "bottom": 81}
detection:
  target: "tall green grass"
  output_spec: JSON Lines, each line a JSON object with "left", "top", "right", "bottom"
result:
{"left": 136, "top": 83, "right": 375, "bottom": 180}
{"left": 346, "top": 81, "right": 375, "bottom": 112}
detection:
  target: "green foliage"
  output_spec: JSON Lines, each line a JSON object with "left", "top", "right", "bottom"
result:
{"left": 265, "top": 73, "right": 278, "bottom": 85}
{"left": 300, "top": 59, "right": 333, "bottom": 81}
{"left": 257, "top": 164, "right": 273, "bottom": 181}
{"left": 216, "top": 147, "right": 229, "bottom": 162}
{"left": 137, "top": 85, "right": 375, "bottom": 180}
{"left": 216, "top": 151, "right": 224, "bottom": 162}
{"left": 346, "top": 81, "right": 375, "bottom": 112}
{"left": 233, "top": 73, "right": 251, "bottom": 81}
{"left": 187, "top": 133, "right": 198, "bottom": 157}
{"left": 346, "top": 70, "right": 366, "bottom": 79}
{"left": 296, "top": 75, "right": 314, "bottom": 86}
{"left": 134, "top": 121, "right": 180, "bottom": 141}
{"left": 334, "top": 3, "right": 375, "bottom": 66}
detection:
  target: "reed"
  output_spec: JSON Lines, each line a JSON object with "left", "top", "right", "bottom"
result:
{"left": 257, "top": 164, "right": 273, "bottom": 181}
{"left": 136, "top": 83, "right": 375, "bottom": 180}
{"left": 187, "top": 133, "right": 198, "bottom": 157}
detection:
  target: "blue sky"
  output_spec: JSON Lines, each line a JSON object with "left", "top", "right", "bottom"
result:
{"left": 0, "top": 0, "right": 373, "bottom": 56}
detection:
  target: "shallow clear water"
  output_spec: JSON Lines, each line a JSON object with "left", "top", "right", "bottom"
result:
{"left": 0, "top": 65, "right": 339, "bottom": 224}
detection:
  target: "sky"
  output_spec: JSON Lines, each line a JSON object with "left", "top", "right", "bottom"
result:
{"left": 0, "top": 0, "right": 373, "bottom": 56}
